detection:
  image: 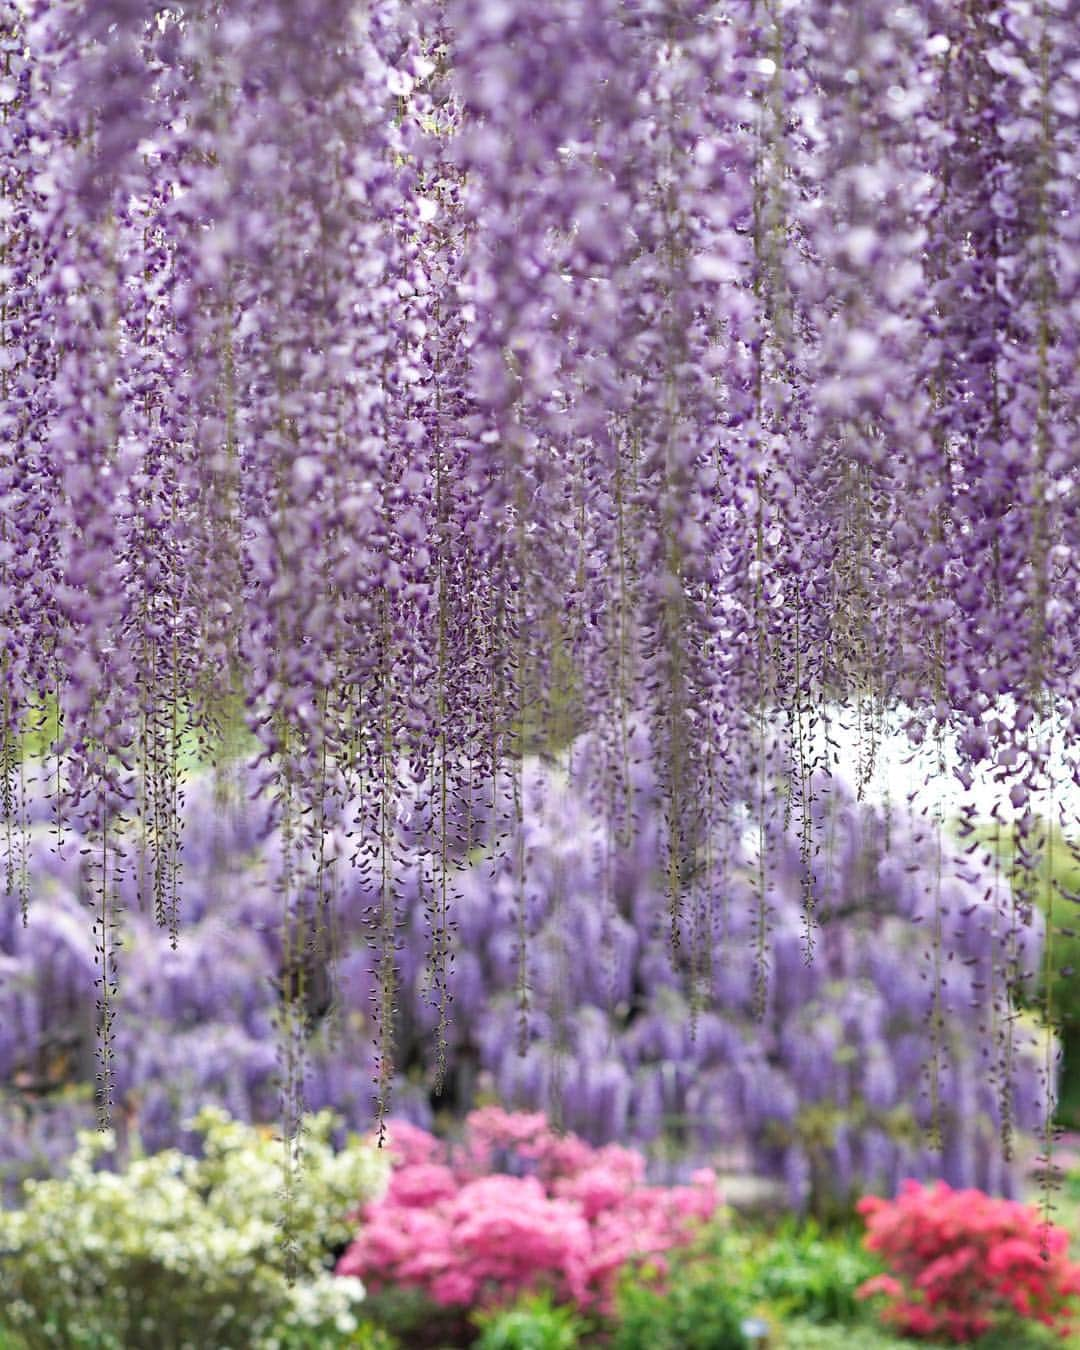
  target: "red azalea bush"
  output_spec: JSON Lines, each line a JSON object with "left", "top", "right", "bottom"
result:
{"left": 856, "top": 1179, "right": 1080, "bottom": 1342}
{"left": 336, "top": 1107, "right": 719, "bottom": 1314}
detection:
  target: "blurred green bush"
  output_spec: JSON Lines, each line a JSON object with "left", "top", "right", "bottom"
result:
{"left": 611, "top": 1244, "right": 749, "bottom": 1350}
{"left": 742, "top": 1218, "right": 881, "bottom": 1325}
{"left": 972, "top": 820, "right": 1080, "bottom": 1125}
{"left": 472, "top": 1293, "right": 587, "bottom": 1350}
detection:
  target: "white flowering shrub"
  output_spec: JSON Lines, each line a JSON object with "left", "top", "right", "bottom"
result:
{"left": 0, "top": 1107, "right": 389, "bottom": 1349}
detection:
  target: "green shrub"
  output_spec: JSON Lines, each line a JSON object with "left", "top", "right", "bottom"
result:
{"left": 612, "top": 1258, "right": 748, "bottom": 1350}
{"left": 262, "top": 1321, "right": 399, "bottom": 1350}
{"left": 472, "top": 1293, "right": 586, "bottom": 1350}
{"left": 745, "top": 1219, "right": 880, "bottom": 1324}
{"left": 359, "top": 1285, "right": 475, "bottom": 1348}
{"left": 342, "top": 1327, "right": 400, "bottom": 1350}
{"left": 775, "top": 1321, "right": 903, "bottom": 1348}
{"left": 0, "top": 1107, "right": 388, "bottom": 1350}
{"left": 970, "top": 1328, "right": 1062, "bottom": 1350}
{"left": 972, "top": 820, "right": 1080, "bottom": 1125}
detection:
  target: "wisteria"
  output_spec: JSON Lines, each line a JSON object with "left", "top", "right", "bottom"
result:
{"left": 1, "top": 0, "right": 1078, "bottom": 1164}
{"left": 0, "top": 756, "right": 1051, "bottom": 1215}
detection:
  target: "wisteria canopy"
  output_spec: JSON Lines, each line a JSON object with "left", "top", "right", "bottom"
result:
{"left": 0, "top": 0, "right": 1078, "bottom": 1138}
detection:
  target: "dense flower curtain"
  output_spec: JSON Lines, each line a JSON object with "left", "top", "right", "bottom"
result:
{"left": 1, "top": 0, "right": 1078, "bottom": 1168}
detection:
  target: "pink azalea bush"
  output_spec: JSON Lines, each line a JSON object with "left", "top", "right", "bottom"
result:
{"left": 856, "top": 1180, "right": 1080, "bottom": 1342}
{"left": 336, "top": 1107, "right": 720, "bottom": 1314}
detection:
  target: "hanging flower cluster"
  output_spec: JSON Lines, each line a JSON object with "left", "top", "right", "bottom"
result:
{"left": 1, "top": 1, "right": 1078, "bottom": 1139}
{"left": 0, "top": 751, "right": 1050, "bottom": 1216}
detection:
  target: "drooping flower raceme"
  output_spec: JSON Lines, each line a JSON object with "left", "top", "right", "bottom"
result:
{"left": 0, "top": 748, "right": 1049, "bottom": 1217}
{"left": 0, "top": 0, "right": 1077, "bottom": 1149}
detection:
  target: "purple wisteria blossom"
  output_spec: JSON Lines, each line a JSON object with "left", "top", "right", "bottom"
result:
{"left": 0, "top": 750, "right": 1048, "bottom": 1216}
{"left": 0, "top": 1, "right": 1077, "bottom": 1140}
